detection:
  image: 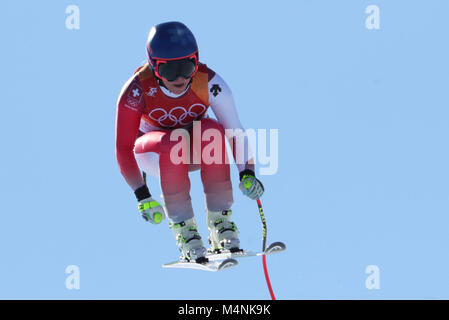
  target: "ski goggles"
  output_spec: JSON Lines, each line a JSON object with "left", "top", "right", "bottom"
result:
{"left": 154, "top": 54, "right": 199, "bottom": 82}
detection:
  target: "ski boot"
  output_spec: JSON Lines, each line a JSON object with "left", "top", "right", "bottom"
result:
{"left": 207, "top": 209, "right": 241, "bottom": 254}
{"left": 169, "top": 217, "right": 208, "bottom": 264}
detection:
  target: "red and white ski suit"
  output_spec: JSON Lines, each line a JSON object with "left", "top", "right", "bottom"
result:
{"left": 115, "top": 63, "right": 250, "bottom": 222}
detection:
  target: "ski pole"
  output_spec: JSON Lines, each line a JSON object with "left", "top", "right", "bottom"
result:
{"left": 256, "top": 198, "right": 267, "bottom": 252}
{"left": 256, "top": 198, "right": 276, "bottom": 300}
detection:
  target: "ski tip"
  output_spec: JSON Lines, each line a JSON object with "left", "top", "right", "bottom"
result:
{"left": 218, "top": 258, "right": 238, "bottom": 271}
{"left": 265, "top": 241, "right": 286, "bottom": 254}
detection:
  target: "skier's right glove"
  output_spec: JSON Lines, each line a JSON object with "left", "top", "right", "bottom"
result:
{"left": 134, "top": 185, "right": 165, "bottom": 224}
{"left": 138, "top": 197, "right": 166, "bottom": 224}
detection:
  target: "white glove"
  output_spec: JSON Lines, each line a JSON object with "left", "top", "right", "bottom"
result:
{"left": 138, "top": 197, "right": 166, "bottom": 224}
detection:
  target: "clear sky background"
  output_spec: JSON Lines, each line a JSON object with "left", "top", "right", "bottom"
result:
{"left": 0, "top": 0, "right": 448, "bottom": 299}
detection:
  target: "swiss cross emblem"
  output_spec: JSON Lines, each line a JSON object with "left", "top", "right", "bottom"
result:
{"left": 127, "top": 83, "right": 143, "bottom": 103}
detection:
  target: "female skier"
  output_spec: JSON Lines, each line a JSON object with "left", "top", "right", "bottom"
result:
{"left": 115, "top": 21, "right": 264, "bottom": 263}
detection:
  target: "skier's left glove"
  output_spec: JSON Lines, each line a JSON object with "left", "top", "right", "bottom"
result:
{"left": 239, "top": 169, "right": 264, "bottom": 200}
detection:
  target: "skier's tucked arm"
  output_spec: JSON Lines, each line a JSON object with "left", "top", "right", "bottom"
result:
{"left": 208, "top": 71, "right": 253, "bottom": 171}
{"left": 115, "top": 76, "right": 150, "bottom": 200}
{"left": 208, "top": 70, "right": 264, "bottom": 200}
{"left": 116, "top": 76, "right": 166, "bottom": 223}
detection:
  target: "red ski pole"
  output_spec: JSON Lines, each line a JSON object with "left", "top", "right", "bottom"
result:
{"left": 256, "top": 198, "right": 276, "bottom": 300}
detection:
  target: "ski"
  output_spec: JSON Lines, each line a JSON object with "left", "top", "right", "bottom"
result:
{"left": 207, "top": 241, "right": 286, "bottom": 261}
{"left": 162, "top": 242, "right": 285, "bottom": 271}
{"left": 162, "top": 258, "right": 238, "bottom": 272}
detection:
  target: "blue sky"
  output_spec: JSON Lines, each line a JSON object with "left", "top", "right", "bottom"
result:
{"left": 0, "top": 0, "right": 448, "bottom": 299}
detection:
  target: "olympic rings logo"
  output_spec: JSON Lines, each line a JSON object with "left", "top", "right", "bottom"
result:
{"left": 148, "top": 104, "right": 207, "bottom": 127}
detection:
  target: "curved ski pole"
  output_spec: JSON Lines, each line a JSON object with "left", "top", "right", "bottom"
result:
{"left": 256, "top": 198, "right": 267, "bottom": 252}
{"left": 263, "top": 255, "right": 275, "bottom": 300}
{"left": 256, "top": 198, "right": 276, "bottom": 300}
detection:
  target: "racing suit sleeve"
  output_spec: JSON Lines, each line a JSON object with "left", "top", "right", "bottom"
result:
{"left": 208, "top": 70, "right": 255, "bottom": 173}
{"left": 115, "top": 75, "right": 147, "bottom": 192}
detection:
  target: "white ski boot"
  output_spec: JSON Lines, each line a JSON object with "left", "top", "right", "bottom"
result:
{"left": 207, "top": 209, "right": 241, "bottom": 253}
{"left": 169, "top": 217, "right": 208, "bottom": 263}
